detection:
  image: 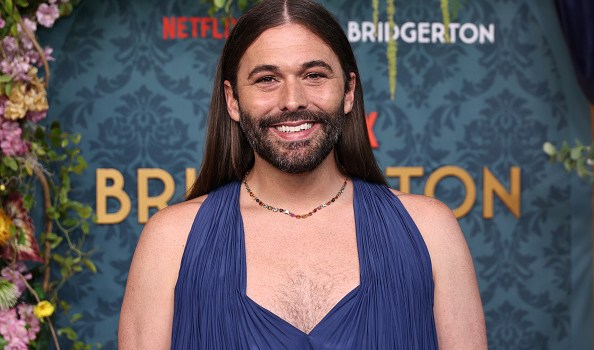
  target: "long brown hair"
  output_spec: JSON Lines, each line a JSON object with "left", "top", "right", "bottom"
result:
{"left": 187, "top": 0, "right": 386, "bottom": 199}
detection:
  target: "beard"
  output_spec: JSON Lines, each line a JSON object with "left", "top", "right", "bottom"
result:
{"left": 238, "top": 104, "right": 346, "bottom": 174}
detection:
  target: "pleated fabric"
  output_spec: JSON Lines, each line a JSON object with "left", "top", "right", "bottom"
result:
{"left": 171, "top": 179, "right": 438, "bottom": 349}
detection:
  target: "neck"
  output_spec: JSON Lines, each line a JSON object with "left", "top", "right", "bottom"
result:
{"left": 243, "top": 152, "right": 348, "bottom": 212}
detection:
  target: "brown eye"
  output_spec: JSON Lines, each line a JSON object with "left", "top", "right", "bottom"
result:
{"left": 256, "top": 76, "right": 276, "bottom": 83}
{"left": 306, "top": 73, "right": 326, "bottom": 80}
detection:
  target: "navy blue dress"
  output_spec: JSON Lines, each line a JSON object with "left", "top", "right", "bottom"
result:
{"left": 171, "top": 179, "right": 438, "bottom": 349}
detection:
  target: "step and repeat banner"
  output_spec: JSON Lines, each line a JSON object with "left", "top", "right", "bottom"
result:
{"left": 39, "top": 0, "right": 592, "bottom": 348}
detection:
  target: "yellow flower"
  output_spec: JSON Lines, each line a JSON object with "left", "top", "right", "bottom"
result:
{"left": 8, "top": 82, "right": 26, "bottom": 104}
{"left": 5, "top": 79, "right": 49, "bottom": 118}
{"left": 34, "top": 300, "right": 55, "bottom": 318}
{"left": 4, "top": 100, "right": 27, "bottom": 120}
{"left": 26, "top": 87, "right": 49, "bottom": 112}
{"left": 0, "top": 208, "right": 13, "bottom": 246}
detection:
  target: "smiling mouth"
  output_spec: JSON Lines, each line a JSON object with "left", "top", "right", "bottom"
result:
{"left": 274, "top": 123, "right": 314, "bottom": 133}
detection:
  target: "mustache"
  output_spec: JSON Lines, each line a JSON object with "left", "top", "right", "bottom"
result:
{"left": 257, "top": 110, "right": 332, "bottom": 128}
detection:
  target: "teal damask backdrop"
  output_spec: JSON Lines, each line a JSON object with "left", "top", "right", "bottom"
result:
{"left": 38, "top": 0, "right": 592, "bottom": 348}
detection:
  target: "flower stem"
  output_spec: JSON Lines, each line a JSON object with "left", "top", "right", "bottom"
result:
{"left": 33, "top": 167, "right": 53, "bottom": 293}
{"left": 16, "top": 15, "right": 51, "bottom": 88}
{"left": 20, "top": 274, "right": 61, "bottom": 350}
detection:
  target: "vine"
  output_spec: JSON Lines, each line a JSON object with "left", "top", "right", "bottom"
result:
{"left": 0, "top": 1, "right": 99, "bottom": 349}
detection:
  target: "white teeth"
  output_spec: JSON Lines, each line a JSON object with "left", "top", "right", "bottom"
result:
{"left": 275, "top": 123, "right": 313, "bottom": 133}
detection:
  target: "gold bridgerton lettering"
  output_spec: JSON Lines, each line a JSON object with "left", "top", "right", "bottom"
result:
{"left": 96, "top": 169, "right": 131, "bottom": 224}
{"left": 96, "top": 166, "right": 522, "bottom": 223}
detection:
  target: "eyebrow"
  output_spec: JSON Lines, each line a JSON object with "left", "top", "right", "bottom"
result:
{"left": 247, "top": 60, "right": 334, "bottom": 80}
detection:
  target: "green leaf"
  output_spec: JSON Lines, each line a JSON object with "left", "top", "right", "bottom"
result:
{"left": 58, "top": 2, "right": 74, "bottom": 16}
{"left": 58, "top": 327, "right": 78, "bottom": 341}
{"left": 576, "top": 158, "right": 590, "bottom": 178}
{"left": 0, "top": 334, "right": 8, "bottom": 348}
{"left": 14, "top": 0, "right": 28, "bottom": 7}
{"left": 2, "top": 157, "right": 18, "bottom": 171}
{"left": 75, "top": 205, "right": 93, "bottom": 219}
{"left": 17, "top": 229, "right": 25, "bottom": 245}
{"left": 0, "top": 75, "right": 12, "bottom": 83}
{"left": 24, "top": 161, "right": 33, "bottom": 175}
{"left": 35, "top": 145, "right": 46, "bottom": 156}
{"left": 46, "top": 232, "right": 60, "bottom": 241}
{"left": 71, "top": 133, "right": 81, "bottom": 144}
{"left": 5, "top": 80, "right": 12, "bottom": 96}
{"left": 4, "top": 0, "right": 13, "bottom": 14}
{"left": 542, "top": 142, "right": 556, "bottom": 156}
{"left": 61, "top": 300, "right": 70, "bottom": 313}
{"left": 52, "top": 254, "right": 65, "bottom": 264}
{"left": 81, "top": 221, "right": 89, "bottom": 235}
{"left": 570, "top": 146, "right": 582, "bottom": 160}
{"left": 70, "top": 313, "right": 83, "bottom": 323}
{"left": 72, "top": 155, "right": 88, "bottom": 174}
{"left": 214, "top": 0, "right": 225, "bottom": 9}
{"left": 23, "top": 194, "right": 33, "bottom": 210}
{"left": 47, "top": 206, "right": 60, "bottom": 220}
{"left": 33, "top": 284, "right": 46, "bottom": 299}
{"left": 563, "top": 158, "right": 573, "bottom": 172}
{"left": 50, "top": 236, "right": 63, "bottom": 250}
{"left": 238, "top": 0, "right": 247, "bottom": 10}
{"left": 83, "top": 259, "right": 97, "bottom": 273}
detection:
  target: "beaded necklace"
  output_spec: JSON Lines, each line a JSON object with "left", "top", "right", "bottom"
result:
{"left": 242, "top": 173, "right": 348, "bottom": 219}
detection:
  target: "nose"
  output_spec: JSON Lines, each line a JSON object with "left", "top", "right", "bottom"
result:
{"left": 278, "top": 77, "right": 308, "bottom": 112}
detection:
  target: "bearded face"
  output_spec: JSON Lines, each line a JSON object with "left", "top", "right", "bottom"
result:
{"left": 238, "top": 103, "right": 346, "bottom": 174}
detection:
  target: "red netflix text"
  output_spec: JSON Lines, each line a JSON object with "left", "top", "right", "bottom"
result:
{"left": 163, "top": 17, "right": 237, "bottom": 40}
{"left": 366, "top": 112, "right": 379, "bottom": 149}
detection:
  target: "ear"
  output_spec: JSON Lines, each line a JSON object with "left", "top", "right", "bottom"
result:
{"left": 343, "top": 72, "right": 356, "bottom": 114}
{"left": 224, "top": 80, "right": 240, "bottom": 122}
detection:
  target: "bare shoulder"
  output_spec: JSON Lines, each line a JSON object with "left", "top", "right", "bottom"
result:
{"left": 389, "top": 189, "right": 487, "bottom": 349}
{"left": 389, "top": 189, "right": 458, "bottom": 242}
{"left": 140, "top": 195, "right": 208, "bottom": 247}
{"left": 118, "top": 195, "right": 207, "bottom": 350}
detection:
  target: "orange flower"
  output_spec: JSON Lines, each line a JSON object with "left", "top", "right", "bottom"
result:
{"left": 0, "top": 208, "right": 13, "bottom": 246}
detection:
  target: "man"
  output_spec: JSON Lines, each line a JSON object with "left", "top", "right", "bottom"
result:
{"left": 119, "top": 0, "right": 487, "bottom": 348}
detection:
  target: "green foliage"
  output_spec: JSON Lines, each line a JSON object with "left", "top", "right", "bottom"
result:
{"left": 441, "top": 0, "right": 451, "bottom": 43}
{"left": 1, "top": 122, "right": 99, "bottom": 349}
{"left": 543, "top": 141, "right": 594, "bottom": 183}
{"left": 386, "top": 0, "right": 397, "bottom": 99}
{"left": 204, "top": 0, "right": 260, "bottom": 17}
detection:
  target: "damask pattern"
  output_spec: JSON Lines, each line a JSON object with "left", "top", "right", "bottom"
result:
{"left": 37, "top": 0, "right": 591, "bottom": 348}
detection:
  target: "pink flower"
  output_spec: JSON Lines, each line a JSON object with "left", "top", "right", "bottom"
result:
{"left": 0, "top": 57, "right": 31, "bottom": 81}
{"left": 0, "top": 264, "right": 32, "bottom": 297}
{"left": 17, "top": 18, "right": 37, "bottom": 34}
{"left": 0, "top": 304, "right": 39, "bottom": 348}
{"left": 2, "top": 37, "right": 18, "bottom": 54}
{"left": 0, "top": 17, "right": 5, "bottom": 29}
{"left": 0, "top": 119, "right": 29, "bottom": 157}
{"left": 0, "top": 96, "right": 6, "bottom": 115}
{"left": 16, "top": 304, "right": 40, "bottom": 341}
{"left": 27, "top": 110, "right": 47, "bottom": 123}
{"left": 36, "top": 3, "right": 60, "bottom": 28}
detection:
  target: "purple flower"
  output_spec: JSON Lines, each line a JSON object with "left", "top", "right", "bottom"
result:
{"left": 0, "top": 304, "right": 40, "bottom": 348}
{"left": 0, "top": 17, "right": 5, "bottom": 29}
{"left": 0, "top": 119, "right": 29, "bottom": 157}
{"left": 2, "top": 37, "right": 18, "bottom": 55}
{"left": 0, "top": 57, "right": 31, "bottom": 81}
{"left": 16, "top": 304, "right": 40, "bottom": 341}
{"left": 27, "top": 110, "right": 47, "bottom": 123}
{"left": 17, "top": 18, "right": 37, "bottom": 34}
{"left": 0, "top": 264, "right": 31, "bottom": 297}
{"left": 36, "top": 3, "right": 60, "bottom": 28}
